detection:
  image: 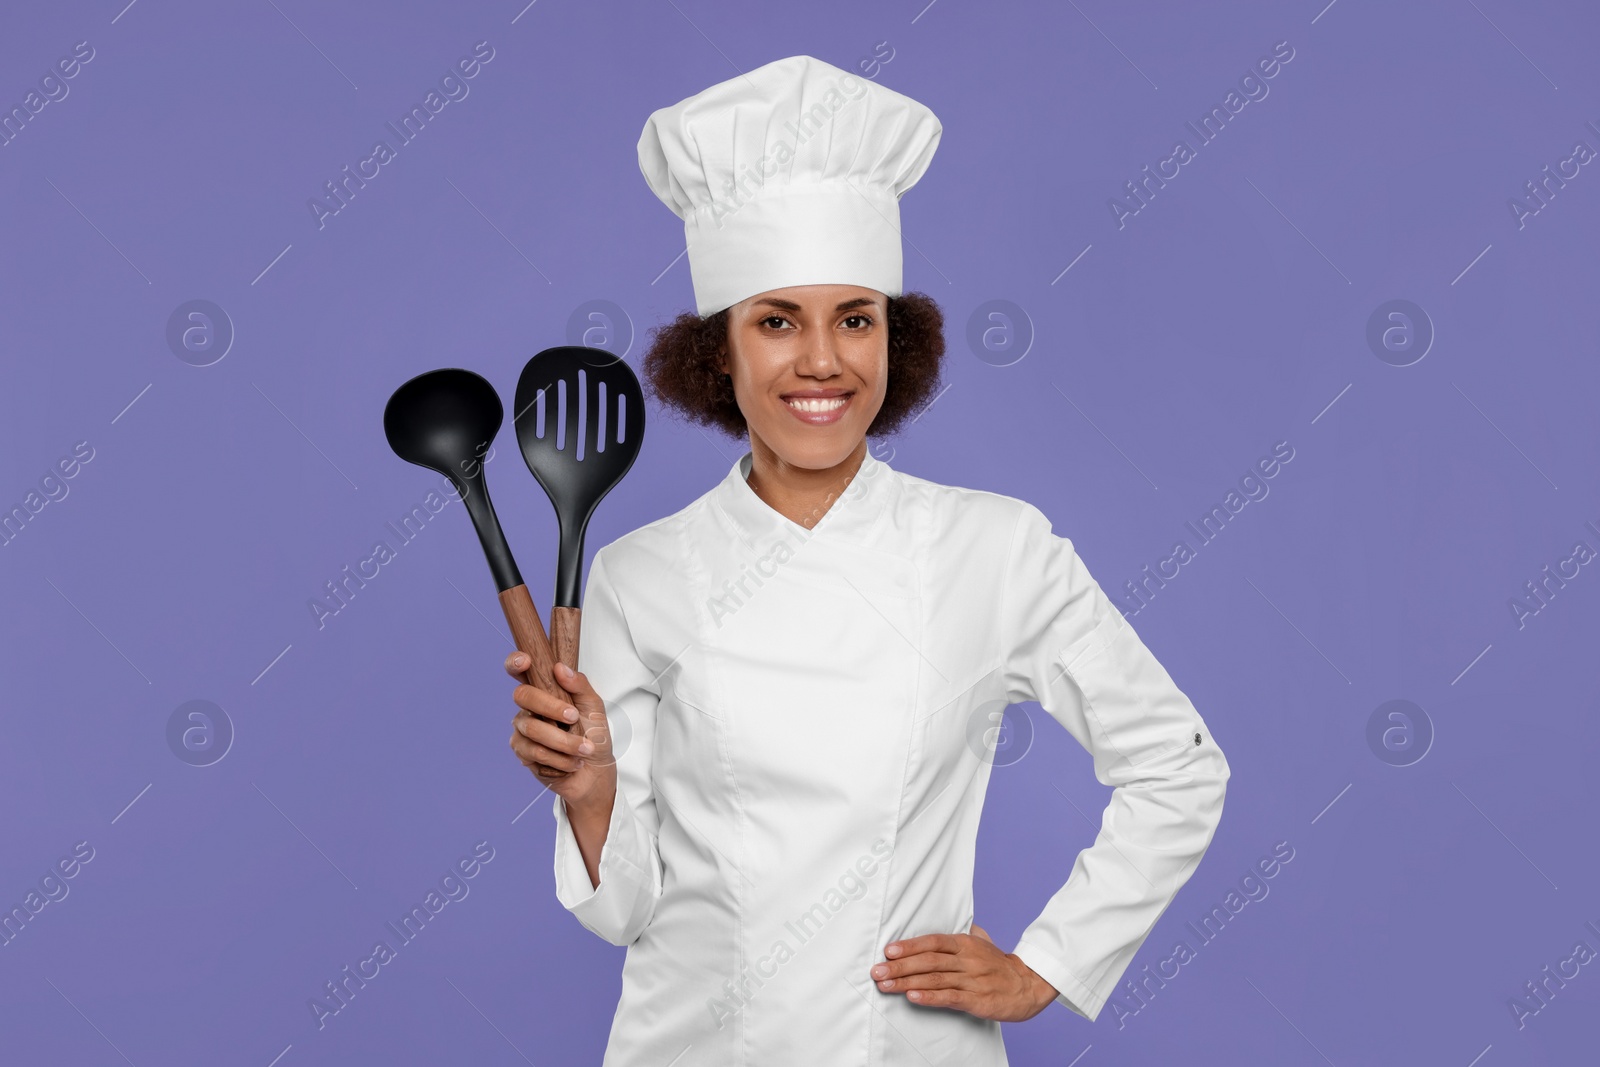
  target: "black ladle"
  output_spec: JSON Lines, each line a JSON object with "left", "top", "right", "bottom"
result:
{"left": 513, "top": 346, "right": 646, "bottom": 672}
{"left": 383, "top": 368, "right": 567, "bottom": 706}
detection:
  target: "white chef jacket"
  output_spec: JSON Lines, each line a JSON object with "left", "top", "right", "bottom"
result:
{"left": 551, "top": 449, "right": 1229, "bottom": 1065}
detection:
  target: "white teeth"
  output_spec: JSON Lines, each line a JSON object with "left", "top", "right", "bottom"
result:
{"left": 785, "top": 396, "right": 848, "bottom": 412}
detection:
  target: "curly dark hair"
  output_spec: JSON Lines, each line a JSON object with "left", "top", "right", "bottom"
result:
{"left": 639, "top": 291, "right": 946, "bottom": 440}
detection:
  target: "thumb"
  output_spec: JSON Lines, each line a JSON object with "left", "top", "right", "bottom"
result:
{"left": 970, "top": 923, "right": 993, "bottom": 943}
{"left": 555, "top": 661, "right": 605, "bottom": 716}
{"left": 556, "top": 662, "right": 618, "bottom": 765}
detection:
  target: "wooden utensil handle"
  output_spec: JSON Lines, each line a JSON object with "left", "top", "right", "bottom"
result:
{"left": 550, "top": 606, "right": 581, "bottom": 672}
{"left": 498, "top": 584, "right": 566, "bottom": 704}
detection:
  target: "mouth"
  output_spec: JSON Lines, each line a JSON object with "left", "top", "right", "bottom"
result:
{"left": 781, "top": 391, "right": 853, "bottom": 425}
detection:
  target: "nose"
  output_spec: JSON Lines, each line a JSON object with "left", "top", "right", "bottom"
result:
{"left": 794, "top": 328, "right": 843, "bottom": 378}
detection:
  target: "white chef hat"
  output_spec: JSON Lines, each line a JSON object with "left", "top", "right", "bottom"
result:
{"left": 637, "top": 54, "right": 942, "bottom": 318}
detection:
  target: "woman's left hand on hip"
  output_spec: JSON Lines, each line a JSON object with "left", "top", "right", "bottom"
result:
{"left": 869, "top": 923, "right": 1057, "bottom": 1022}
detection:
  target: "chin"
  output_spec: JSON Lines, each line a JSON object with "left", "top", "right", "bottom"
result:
{"left": 767, "top": 429, "right": 866, "bottom": 471}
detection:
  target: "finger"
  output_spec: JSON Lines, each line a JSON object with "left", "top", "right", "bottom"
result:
{"left": 509, "top": 731, "right": 581, "bottom": 773}
{"left": 884, "top": 933, "right": 964, "bottom": 962}
{"left": 508, "top": 726, "right": 579, "bottom": 767}
{"left": 537, "top": 670, "right": 614, "bottom": 750}
{"left": 508, "top": 711, "right": 603, "bottom": 779}
{"left": 504, "top": 650, "right": 532, "bottom": 679}
{"left": 513, "top": 749, "right": 569, "bottom": 778}
{"left": 524, "top": 748, "right": 573, "bottom": 778}
{"left": 553, "top": 662, "right": 605, "bottom": 716}
{"left": 512, "top": 683, "right": 582, "bottom": 725}
{"left": 877, "top": 968, "right": 963, "bottom": 994}
{"left": 970, "top": 923, "right": 992, "bottom": 943}
{"left": 901, "top": 987, "right": 969, "bottom": 1011}
{"left": 874, "top": 949, "right": 964, "bottom": 982}
{"left": 513, "top": 713, "right": 585, "bottom": 756}
{"left": 529, "top": 758, "right": 573, "bottom": 782}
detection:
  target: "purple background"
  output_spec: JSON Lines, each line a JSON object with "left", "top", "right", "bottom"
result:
{"left": 2, "top": 1, "right": 1597, "bottom": 1064}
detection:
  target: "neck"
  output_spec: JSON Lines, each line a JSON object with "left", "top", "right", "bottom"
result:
{"left": 745, "top": 436, "right": 868, "bottom": 529}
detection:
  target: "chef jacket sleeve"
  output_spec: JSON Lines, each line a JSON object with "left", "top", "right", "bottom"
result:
{"left": 999, "top": 501, "right": 1230, "bottom": 1023}
{"left": 549, "top": 546, "right": 664, "bottom": 946}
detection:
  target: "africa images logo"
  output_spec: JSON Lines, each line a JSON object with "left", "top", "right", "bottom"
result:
{"left": 307, "top": 42, "right": 496, "bottom": 230}
{"left": 708, "top": 67, "right": 869, "bottom": 228}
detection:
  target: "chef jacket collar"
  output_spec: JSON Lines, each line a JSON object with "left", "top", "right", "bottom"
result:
{"left": 713, "top": 448, "right": 894, "bottom": 550}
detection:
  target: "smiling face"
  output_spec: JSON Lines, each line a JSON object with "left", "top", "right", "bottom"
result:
{"left": 717, "top": 283, "right": 889, "bottom": 472}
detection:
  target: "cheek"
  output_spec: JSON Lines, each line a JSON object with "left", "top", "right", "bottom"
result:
{"left": 739, "top": 353, "right": 793, "bottom": 400}
{"left": 860, "top": 351, "right": 890, "bottom": 401}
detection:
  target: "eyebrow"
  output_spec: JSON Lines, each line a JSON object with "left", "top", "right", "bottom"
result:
{"left": 750, "top": 296, "right": 880, "bottom": 312}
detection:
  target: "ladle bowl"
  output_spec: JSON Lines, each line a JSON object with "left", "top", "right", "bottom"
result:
{"left": 384, "top": 368, "right": 567, "bottom": 707}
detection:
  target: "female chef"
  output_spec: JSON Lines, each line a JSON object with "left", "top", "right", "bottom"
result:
{"left": 505, "top": 56, "right": 1230, "bottom": 1066}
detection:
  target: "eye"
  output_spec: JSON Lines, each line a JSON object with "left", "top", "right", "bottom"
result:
{"left": 842, "top": 313, "right": 874, "bottom": 329}
{"left": 760, "top": 315, "right": 794, "bottom": 330}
